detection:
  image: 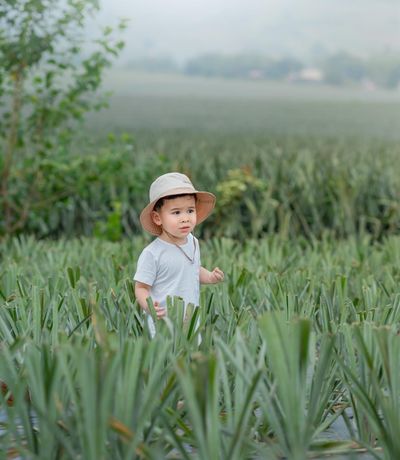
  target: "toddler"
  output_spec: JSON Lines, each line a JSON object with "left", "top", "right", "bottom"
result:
{"left": 134, "top": 172, "right": 224, "bottom": 334}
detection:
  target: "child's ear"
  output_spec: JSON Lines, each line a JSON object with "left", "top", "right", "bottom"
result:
{"left": 152, "top": 211, "right": 162, "bottom": 226}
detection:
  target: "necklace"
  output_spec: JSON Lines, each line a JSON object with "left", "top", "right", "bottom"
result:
{"left": 174, "top": 238, "right": 197, "bottom": 264}
{"left": 161, "top": 229, "right": 197, "bottom": 264}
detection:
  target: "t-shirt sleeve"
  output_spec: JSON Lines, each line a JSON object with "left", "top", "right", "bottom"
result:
{"left": 134, "top": 249, "right": 157, "bottom": 286}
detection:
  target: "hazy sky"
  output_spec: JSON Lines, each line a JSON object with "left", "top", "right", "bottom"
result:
{"left": 95, "top": 0, "right": 400, "bottom": 62}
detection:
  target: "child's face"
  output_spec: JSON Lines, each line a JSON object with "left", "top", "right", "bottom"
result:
{"left": 152, "top": 195, "right": 197, "bottom": 243}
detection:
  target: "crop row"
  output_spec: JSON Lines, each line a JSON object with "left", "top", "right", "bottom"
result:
{"left": 5, "top": 135, "right": 400, "bottom": 240}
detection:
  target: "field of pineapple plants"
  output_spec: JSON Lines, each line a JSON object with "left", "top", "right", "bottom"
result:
{"left": 1, "top": 68, "right": 400, "bottom": 459}
{"left": 1, "top": 231, "right": 400, "bottom": 458}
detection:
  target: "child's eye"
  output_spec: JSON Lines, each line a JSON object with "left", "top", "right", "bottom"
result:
{"left": 173, "top": 211, "right": 180, "bottom": 215}
{"left": 188, "top": 209, "right": 195, "bottom": 213}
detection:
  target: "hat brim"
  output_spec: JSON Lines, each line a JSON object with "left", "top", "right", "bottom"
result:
{"left": 140, "top": 189, "right": 216, "bottom": 236}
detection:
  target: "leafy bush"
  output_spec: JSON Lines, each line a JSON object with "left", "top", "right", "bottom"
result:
{"left": 3, "top": 138, "right": 170, "bottom": 238}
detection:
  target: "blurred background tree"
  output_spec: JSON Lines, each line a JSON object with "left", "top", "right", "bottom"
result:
{"left": 0, "top": 0, "right": 126, "bottom": 235}
{"left": 184, "top": 53, "right": 303, "bottom": 80}
{"left": 321, "top": 52, "right": 367, "bottom": 86}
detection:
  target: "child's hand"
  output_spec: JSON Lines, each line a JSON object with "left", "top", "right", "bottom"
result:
{"left": 209, "top": 267, "right": 224, "bottom": 284}
{"left": 153, "top": 301, "right": 166, "bottom": 319}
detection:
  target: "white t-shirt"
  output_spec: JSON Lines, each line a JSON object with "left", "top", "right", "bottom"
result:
{"left": 134, "top": 233, "right": 201, "bottom": 310}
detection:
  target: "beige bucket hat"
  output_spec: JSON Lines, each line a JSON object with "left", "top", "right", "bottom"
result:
{"left": 140, "top": 172, "right": 216, "bottom": 236}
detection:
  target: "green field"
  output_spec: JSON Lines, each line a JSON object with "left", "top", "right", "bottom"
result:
{"left": 1, "top": 235, "right": 400, "bottom": 458}
{"left": 2, "top": 70, "right": 400, "bottom": 459}
{"left": 85, "top": 71, "right": 400, "bottom": 141}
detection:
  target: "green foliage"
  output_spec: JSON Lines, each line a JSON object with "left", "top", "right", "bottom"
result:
{"left": 321, "top": 52, "right": 367, "bottom": 85}
{"left": 258, "top": 313, "right": 339, "bottom": 459}
{"left": 94, "top": 201, "right": 123, "bottom": 242}
{"left": 197, "top": 138, "right": 400, "bottom": 240}
{"left": 181, "top": 51, "right": 400, "bottom": 89}
{"left": 5, "top": 139, "right": 170, "bottom": 238}
{"left": 1, "top": 235, "right": 400, "bottom": 457}
{"left": 338, "top": 323, "right": 400, "bottom": 459}
{"left": 366, "top": 54, "right": 400, "bottom": 89}
{"left": 0, "top": 0, "right": 126, "bottom": 235}
{"left": 214, "top": 167, "right": 275, "bottom": 238}
{"left": 0, "top": 0, "right": 126, "bottom": 144}
{"left": 125, "top": 56, "right": 179, "bottom": 73}
{"left": 185, "top": 53, "right": 302, "bottom": 79}
{"left": 3, "top": 136, "right": 400, "bottom": 240}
